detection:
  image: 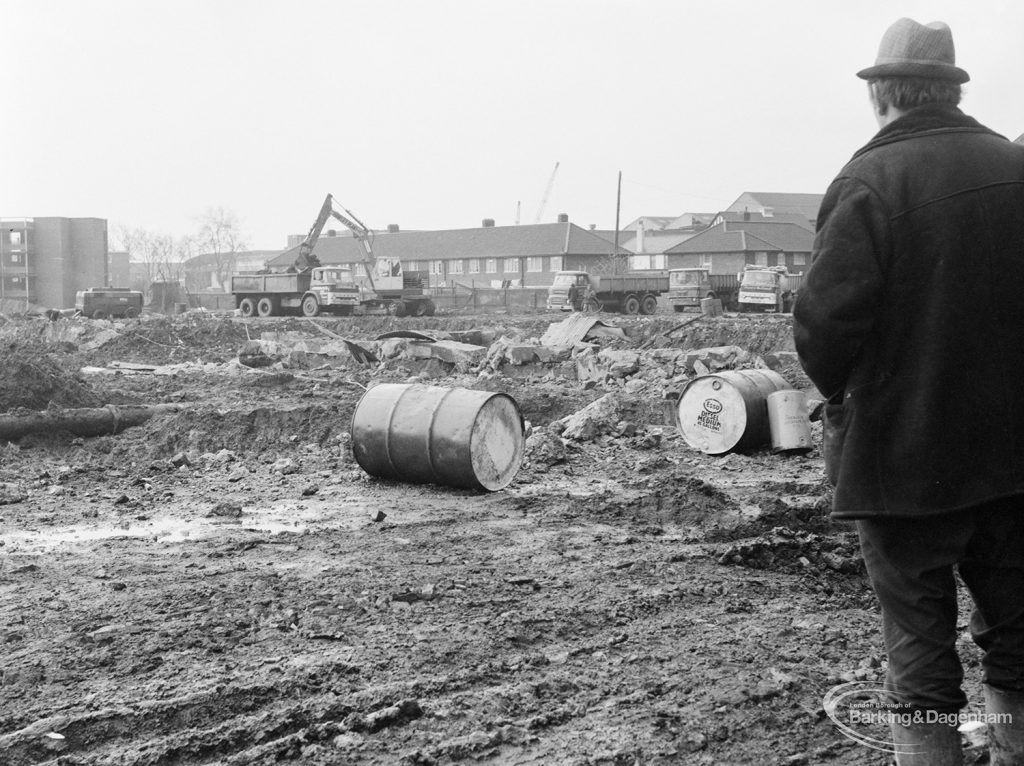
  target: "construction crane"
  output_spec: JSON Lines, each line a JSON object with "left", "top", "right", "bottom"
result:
{"left": 534, "top": 161, "right": 560, "bottom": 224}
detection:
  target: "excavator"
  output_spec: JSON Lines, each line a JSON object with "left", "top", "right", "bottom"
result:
{"left": 295, "top": 194, "right": 434, "bottom": 317}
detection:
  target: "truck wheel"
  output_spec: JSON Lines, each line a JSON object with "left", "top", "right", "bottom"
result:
{"left": 424, "top": 299, "right": 436, "bottom": 317}
{"left": 92, "top": 310, "right": 107, "bottom": 320}
{"left": 391, "top": 301, "right": 408, "bottom": 318}
{"left": 640, "top": 294, "right": 658, "bottom": 315}
{"left": 239, "top": 298, "right": 257, "bottom": 317}
{"left": 301, "top": 295, "right": 320, "bottom": 317}
{"left": 257, "top": 297, "right": 276, "bottom": 317}
{"left": 411, "top": 300, "right": 428, "bottom": 317}
{"left": 123, "top": 307, "right": 139, "bottom": 318}
{"left": 623, "top": 294, "right": 641, "bottom": 315}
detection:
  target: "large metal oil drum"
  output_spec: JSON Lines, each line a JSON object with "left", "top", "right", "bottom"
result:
{"left": 351, "top": 383, "right": 525, "bottom": 491}
{"left": 676, "top": 369, "right": 789, "bottom": 454}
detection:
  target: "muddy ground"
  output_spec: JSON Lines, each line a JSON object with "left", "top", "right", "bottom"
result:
{"left": 0, "top": 309, "right": 989, "bottom": 765}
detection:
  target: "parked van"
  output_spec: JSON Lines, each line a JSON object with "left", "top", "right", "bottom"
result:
{"left": 75, "top": 288, "right": 144, "bottom": 319}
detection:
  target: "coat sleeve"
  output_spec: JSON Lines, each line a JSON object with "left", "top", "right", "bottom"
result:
{"left": 793, "top": 177, "right": 888, "bottom": 401}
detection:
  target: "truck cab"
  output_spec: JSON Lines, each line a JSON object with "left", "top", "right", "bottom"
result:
{"left": 668, "top": 268, "right": 714, "bottom": 312}
{"left": 737, "top": 266, "right": 789, "bottom": 312}
{"left": 546, "top": 271, "right": 590, "bottom": 311}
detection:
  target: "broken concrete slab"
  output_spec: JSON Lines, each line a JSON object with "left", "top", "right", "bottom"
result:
{"left": 554, "top": 391, "right": 642, "bottom": 442}
{"left": 407, "top": 340, "right": 488, "bottom": 367}
{"left": 507, "top": 345, "right": 540, "bottom": 366}
{"left": 681, "top": 345, "right": 760, "bottom": 373}
{"left": 598, "top": 349, "right": 640, "bottom": 378}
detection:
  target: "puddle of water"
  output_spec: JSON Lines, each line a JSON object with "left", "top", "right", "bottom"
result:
{"left": 0, "top": 497, "right": 370, "bottom": 553}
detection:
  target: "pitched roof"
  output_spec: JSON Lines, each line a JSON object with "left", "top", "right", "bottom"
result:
{"left": 620, "top": 216, "right": 678, "bottom": 231}
{"left": 664, "top": 220, "right": 814, "bottom": 254}
{"left": 728, "top": 192, "right": 824, "bottom": 221}
{"left": 620, "top": 230, "right": 698, "bottom": 253}
{"left": 714, "top": 211, "right": 813, "bottom": 230}
{"left": 267, "top": 222, "right": 631, "bottom": 267}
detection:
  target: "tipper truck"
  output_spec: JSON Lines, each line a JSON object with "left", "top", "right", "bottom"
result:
{"left": 230, "top": 267, "right": 360, "bottom": 318}
{"left": 737, "top": 265, "right": 796, "bottom": 313}
{"left": 546, "top": 270, "right": 669, "bottom": 314}
{"left": 667, "top": 269, "right": 744, "bottom": 312}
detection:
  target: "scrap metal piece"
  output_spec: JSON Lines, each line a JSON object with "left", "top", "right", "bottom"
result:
{"left": 539, "top": 314, "right": 625, "bottom": 347}
{"left": 343, "top": 339, "right": 378, "bottom": 365}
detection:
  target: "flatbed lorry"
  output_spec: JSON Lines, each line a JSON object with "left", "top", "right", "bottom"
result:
{"left": 546, "top": 270, "right": 669, "bottom": 314}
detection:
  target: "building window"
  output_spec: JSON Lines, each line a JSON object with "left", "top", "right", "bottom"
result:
{"left": 630, "top": 255, "right": 652, "bottom": 270}
{"left": 468, "top": 259, "right": 480, "bottom": 274}
{"left": 700, "top": 254, "right": 712, "bottom": 268}
{"left": 503, "top": 257, "right": 520, "bottom": 273}
{"left": 449, "top": 259, "right": 464, "bottom": 275}
{"left": 526, "top": 257, "right": 543, "bottom": 272}
{"left": 753, "top": 251, "right": 769, "bottom": 266}
{"left": 430, "top": 260, "right": 444, "bottom": 275}
{"left": 405, "top": 260, "right": 420, "bottom": 271}
{"left": 485, "top": 258, "right": 497, "bottom": 273}
{"left": 651, "top": 254, "right": 666, "bottom": 270}
{"left": 793, "top": 253, "right": 807, "bottom": 266}
{"left": 9, "top": 230, "right": 22, "bottom": 246}
{"left": 549, "top": 256, "right": 563, "bottom": 272}
{"left": 10, "top": 253, "right": 22, "bottom": 264}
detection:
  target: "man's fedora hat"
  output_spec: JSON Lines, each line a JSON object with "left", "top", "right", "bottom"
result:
{"left": 857, "top": 18, "right": 970, "bottom": 83}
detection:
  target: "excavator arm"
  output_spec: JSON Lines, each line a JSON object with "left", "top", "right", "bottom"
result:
{"left": 296, "top": 195, "right": 379, "bottom": 291}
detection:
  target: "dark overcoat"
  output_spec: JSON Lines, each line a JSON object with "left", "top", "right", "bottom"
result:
{"left": 794, "top": 104, "right": 1024, "bottom": 519}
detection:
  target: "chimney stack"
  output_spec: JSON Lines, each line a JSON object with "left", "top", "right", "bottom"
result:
{"left": 387, "top": 224, "right": 400, "bottom": 233}
{"left": 482, "top": 218, "right": 495, "bottom": 228}
{"left": 557, "top": 213, "right": 569, "bottom": 223}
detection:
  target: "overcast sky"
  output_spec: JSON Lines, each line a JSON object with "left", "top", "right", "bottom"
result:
{"left": 4, "top": 0, "right": 1023, "bottom": 251}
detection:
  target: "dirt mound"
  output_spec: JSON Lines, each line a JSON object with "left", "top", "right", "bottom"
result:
{"left": 0, "top": 347, "right": 102, "bottom": 412}
{"left": 88, "top": 315, "right": 257, "bottom": 365}
{"left": 130, "top": 401, "right": 358, "bottom": 460}
{"left": 642, "top": 315, "right": 796, "bottom": 355}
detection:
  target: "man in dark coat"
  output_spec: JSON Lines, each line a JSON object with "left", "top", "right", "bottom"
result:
{"left": 794, "top": 18, "right": 1024, "bottom": 765}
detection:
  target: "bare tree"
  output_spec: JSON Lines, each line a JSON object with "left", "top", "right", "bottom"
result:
{"left": 196, "top": 208, "right": 248, "bottom": 291}
{"left": 111, "top": 225, "right": 191, "bottom": 304}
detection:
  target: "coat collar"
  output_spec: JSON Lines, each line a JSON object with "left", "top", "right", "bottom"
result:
{"left": 851, "top": 104, "right": 1003, "bottom": 160}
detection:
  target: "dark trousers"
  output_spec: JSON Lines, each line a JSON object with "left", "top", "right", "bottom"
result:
{"left": 857, "top": 495, "right": 1024, "bottom": 711}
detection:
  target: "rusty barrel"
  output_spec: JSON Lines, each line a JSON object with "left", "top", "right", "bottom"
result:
{"left": 766, "top": 389, "right": 812, "bottom": 454}
{"left": 351, "top": 383, "right": 525, "bottom": 491}
{"left": 676, "top": 369, "right": 789, "bottom": 454}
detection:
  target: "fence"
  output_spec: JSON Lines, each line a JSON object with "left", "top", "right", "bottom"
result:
{"left": 430, "top": 286, "right": 549, "bottom": 313}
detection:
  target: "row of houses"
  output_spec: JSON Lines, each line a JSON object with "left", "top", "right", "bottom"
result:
{"left": 185, "top": 191, "right": 823, "bottom": 293}
{"left": 1, "top": 191, "right": 823, "bottom": 310}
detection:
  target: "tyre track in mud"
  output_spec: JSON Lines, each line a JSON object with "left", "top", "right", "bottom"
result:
{"left": 1, "top": 312, "right": 899, "bottom": 764}
{"left": 1, "top": 454, "right": 882, "bottom": 765}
